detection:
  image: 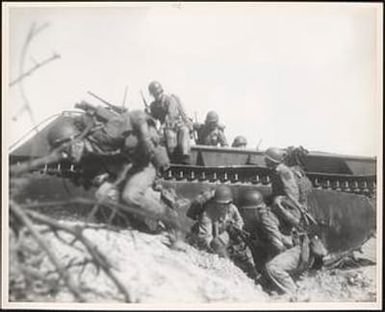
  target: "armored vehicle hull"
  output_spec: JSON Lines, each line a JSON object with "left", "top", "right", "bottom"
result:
{"left": 9, "top": 112, "right": 377, "bottom": 255}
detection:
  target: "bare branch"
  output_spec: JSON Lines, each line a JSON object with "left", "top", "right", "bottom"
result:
{"left": 12, "top": 21, "right": 53, "bottom": 126}
{"left": 24, "top": 208, "right": 132, "bottom": 302}
{"left": 10, "top": 201, "right": 86, "bottom": 302}
{"left": 19, "top": 197, "right": 183, "bottom": 231}
{"left": 9, "top": 53, "right": 61, "bottom": 87}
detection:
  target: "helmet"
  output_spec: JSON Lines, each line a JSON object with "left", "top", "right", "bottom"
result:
{"left": 240, "top": 189, "right": 264, "bottom": 208}
{"left": 205, "top": 111, "right": 219, "bottom": 124}
{"left": 148, "top": 81, "right": 164, "bottom": 96}
{"left": 47, "top": 117, "right": 80, "bottom": 149}
{"left": 265, "top": 147, "right": 285, "bottom": 164}
{"left": 213, "top": 185, "right": 233, "bottom": 204}
{"left": 232, "top": 135, "right": 247, "bottom": 148}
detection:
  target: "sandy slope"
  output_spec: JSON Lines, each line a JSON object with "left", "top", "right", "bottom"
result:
{"left": 9, "top": 220, "right": 377, "bottom": 304}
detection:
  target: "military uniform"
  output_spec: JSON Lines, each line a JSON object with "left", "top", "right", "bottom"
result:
{"left": 270, "top": 163, "right": 304, "bottom": 233}
{"left": 52, "top": 109, "right": 170, "bottom": 218}
{"left": 265, "top": 235, "right": 327, "bottom": 295}
{"left": 149, "top": 93, "right": 192, "bottom": 164}
{"left": 237, "top": 189, "right": 292, "bottom": 278}
{"left": 193, "top": 201, "right": 244, "bottom": 250}
{"left": 188, "top": 189, "right": 258, "bottom": 280}
{"left": 255, "top": 203, "right": 293, "bottom": 259}
{"left": 264, "top": 147, "right": 323, "bottom": 295}
{"left": 193, "top": 122, "right": 228, "bottom": 147}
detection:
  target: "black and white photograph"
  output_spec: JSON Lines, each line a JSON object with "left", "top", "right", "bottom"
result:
{"left": 2, "top": 2, "right": 383, "bottom": 310}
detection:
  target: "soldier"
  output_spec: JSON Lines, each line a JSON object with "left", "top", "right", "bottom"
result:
{"left": 193, "top": 111, "right": 228, "bottom": 147}
{"left": 262, "top": 148, "right": 328, "bottom": 296}
{"left": 147, "top": 81, "right": 193, "bottom": 164}
{"left": 264, "top": 147, "right": 314, "bottom": 235}
{"left": 231, "top": 135, "right": 248, "bottom": 148}
{"left": 47, "top": 108, "right": 170, "bottom": 229}
{"left": 239, "top": 189, "right": 293, "bottom": 262}
{"left": 187, "top": 185, "right": 259, "bottom": 281}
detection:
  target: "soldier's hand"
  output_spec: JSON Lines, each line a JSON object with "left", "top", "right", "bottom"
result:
{"left": 210, "top": 237, "right": 228, "bottom": 258}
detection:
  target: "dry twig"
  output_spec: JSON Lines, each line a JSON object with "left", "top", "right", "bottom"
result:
{"left": 10, "top": 200, "right": 86, "bottom": 302}
{"left": 24, "top": 208, "right": 132, "bottom": 302}
{"left": 9, "top": 52, "right": 61, "bottom": 87}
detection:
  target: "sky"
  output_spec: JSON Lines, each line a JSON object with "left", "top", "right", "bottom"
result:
{"left": 3, "top": 2, "right": 383, "bottom": 157}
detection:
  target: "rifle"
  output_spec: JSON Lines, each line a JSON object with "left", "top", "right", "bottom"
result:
{"left": 283, "top": 194, "right": 318, "bottom": 227}
{"left": 298, "top": 204, "right": 318, "bottom": 226}
{"left": 227, "top": 222, "right": 263, "bottom": 251}
{"left": 121, "top": 86, "right": 128, "bottom": 109}
{"left": 140, "top": 90, "right": 151, "bottom": 114}
{"left": 87, "top": 91, "right": 126, "bottom": 114}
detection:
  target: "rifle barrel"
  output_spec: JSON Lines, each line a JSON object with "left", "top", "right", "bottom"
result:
{"left": 87, "top": 91, "right": 125, "bottom": 114}
{"left": 87, "top": 91, "right": 114, "bottom": 108}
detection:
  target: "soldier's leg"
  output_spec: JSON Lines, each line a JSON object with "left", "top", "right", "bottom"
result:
{"left": 164, "top": 128, "right": 178, "bottom": 155}
{"left": 177, "top": 125, "right": 191, "bottom": 155}
{"left": 230, "top": 243, "right": 260, "bottom": 280}
{"left": 121, "top": 163, "right": 166, "bottom": 216}
{"left": 265, "top": 245, "right": 302, "bottom": 295}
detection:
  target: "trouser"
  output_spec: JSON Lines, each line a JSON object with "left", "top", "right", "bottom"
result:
{"left": 121, "top": 162, "right": 166, "bottom": 216}
{"left": 265, "top": 245, "right": 302, "bottom": 295}
{"left": 177, "top": 125, "right": 191, "bottom": 157}
{"left": 164, "top": 125, "right": 191, "bottom": 164}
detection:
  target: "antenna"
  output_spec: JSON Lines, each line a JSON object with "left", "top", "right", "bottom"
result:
{"left": 122, "top": 85, "right": 128, "bottom": 109}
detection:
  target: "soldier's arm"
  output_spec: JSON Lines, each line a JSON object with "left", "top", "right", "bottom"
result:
{"left": 231, "top": 204, "right": 245, "bottom": 230}
{"left": 273, "top": 196, "right": 302, "bottom": 227}
{"left": 281, "top": 234, "right": 293, "bottom": 248}
{"left": 218, "top": 129, "right": 229, "bottom": 147}
{"left": 196, "top": 213, "right": 214, "bottom": 248}
{"left": 130, "top": 110, "right": 170, "bottom": 170}
{"left": 278, "top": 165, "right": 301, "bottom": 207}
{"left": 260, "top": 211, "right": 290, "bottom": 253}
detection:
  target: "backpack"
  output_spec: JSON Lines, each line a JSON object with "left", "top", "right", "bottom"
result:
{"left": 291, "top": 165, "right": 313, "bottom": 204}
